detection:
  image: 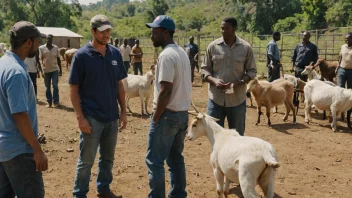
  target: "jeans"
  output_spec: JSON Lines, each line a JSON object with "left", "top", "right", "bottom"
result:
{"left": 73, "top": 117, "right": 119, "bottom": 198}
{"left": 0, "top": 153, "right": 44, "bottom": 198}
{"left": 28, "top": 72, "right": 37, "bottom": 96}
{"left": 133, "top": 62, "right": 143, "bottom": 75}
{"left": 337, "top": 67, "right": 352, "bottom": 89}
{"left": 44, "top": 70, "right": 59, "bottom": 104}
{"left": 146, "top": 110, "right": 189, "bottom": 198}
{"left": 207, "top": 99, "right": 246, "bottom": 136}
{"left": 123, "top": 61, "right": 130, "bottom": 73}
{"left": 294, "top": 67, "right": 308, "bottom": 82}
{"left": 267, "top": 66, "right": 280, "bottom": 82}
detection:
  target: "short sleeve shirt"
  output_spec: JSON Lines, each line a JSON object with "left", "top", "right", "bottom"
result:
{"left": 39, "top": 44, "right": 60, "bottom": 73}
{"left": 0, "top": 51, "right": 38, "bottom": 162}
{"left": 339, "top": 44, "right": 352, "bottom": 69}
{"left": 131, "top": 46, "right": 143, "bottom": 63}
{"left": 153, "top": 44, "right": 192, "bottom": 111}
{"left": 119, "top": 44, "right": 132, "bottom": 62}
{"left": 68, "top": 43, "right": 128, "bottom": 122}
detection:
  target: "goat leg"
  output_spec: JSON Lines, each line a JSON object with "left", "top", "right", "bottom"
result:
{"left": 256, "top": 106, "right": 262, "bottom": 125}
{"left": 266, "top": 106, "right": 271, "bottom": 127}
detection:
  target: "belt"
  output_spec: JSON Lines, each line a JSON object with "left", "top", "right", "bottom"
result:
{"left": 152, "top": 108, "right": 187, "bottom": 114}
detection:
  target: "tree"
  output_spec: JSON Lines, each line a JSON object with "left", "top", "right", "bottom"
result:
{"left": 301, "top": 0, "right": 327, "bottom": 30}
{"left": 127, "top": 4, "right": 136, "bottom": 17}
{"left": 325, "top": 0, "right": 352, "bottom": 27}
{"left": 146, "top": 0, "right": 169, "bottom": 20}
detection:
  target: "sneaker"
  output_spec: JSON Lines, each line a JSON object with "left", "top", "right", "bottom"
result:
{"left": 46, "top": 103, "right": 52, "bottom": 108}
{"left": 97, "top": 191, "right": 122, "bottom": 198}
{"left": 53, "top": 103, "right": 59, "bottom": 108}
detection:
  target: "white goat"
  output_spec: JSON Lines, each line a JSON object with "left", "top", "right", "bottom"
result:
{"left": 123, "top": 65, "right": 155, "bottom": 115}
{"left": 187, "top": 104, "right": 280, "bottom": 198}
{"left": 304, "top": 79, "right": 352, "bottom": 132}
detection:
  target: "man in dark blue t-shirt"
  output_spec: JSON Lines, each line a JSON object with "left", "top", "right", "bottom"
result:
{"left": 184, "top": 36, "right": 199, "bottom": 83}
{"left": 69, "top": 14, "right": 127, "bottom": 198}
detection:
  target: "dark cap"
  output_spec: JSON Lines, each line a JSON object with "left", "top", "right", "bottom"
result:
{"left": 10, "top": 21, "right": 46, "bottom": 39}
{"left": 146, "top": 15, "right": 175, "bottom": 31}
{"left": 90, "top": 14, "right": 113, "bottom": 31}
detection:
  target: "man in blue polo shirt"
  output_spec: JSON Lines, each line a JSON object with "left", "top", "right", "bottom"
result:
{"left": 0, "top": 21, "right": 48, "bottom": 198}
{"left": 69, "top": 14, "right": 127, "bottom": 198}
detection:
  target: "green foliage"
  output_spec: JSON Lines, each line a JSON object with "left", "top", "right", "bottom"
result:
{"left": 273, "top": 14, "right": 307, "bottom": 32}
{"left": 325, "top": 0, "right": 352, "bottom": 27}
{"left": 301, "top": 0, "right": 327, "bottom": 29}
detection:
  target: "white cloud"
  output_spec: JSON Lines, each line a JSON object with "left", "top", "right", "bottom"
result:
{"left": 77, "top": 0, "right": 101, "bottom": 5}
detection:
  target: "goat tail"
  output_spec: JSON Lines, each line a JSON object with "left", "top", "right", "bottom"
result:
{"left": 263, "top": 149, "right": 280, "bottom": 169}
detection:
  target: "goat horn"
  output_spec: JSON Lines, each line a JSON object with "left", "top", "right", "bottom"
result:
{"left": 191, "top": 101, "right": 200, "bottom": 113}
{"left": 188, "top": 111, "right": 198, "bottom": 116}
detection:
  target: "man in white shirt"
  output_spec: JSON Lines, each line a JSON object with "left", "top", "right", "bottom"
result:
{"left": 39, "top": 34, "right": 62, "bottom": 108}
{"left": 24, "top": 50, "right": 43, "bottom": 97}
{"left": 145, "top": 15, "right": 191, "bottom": 198}
{"left": 119, "top": 39, "right": 132, "bottom": 72}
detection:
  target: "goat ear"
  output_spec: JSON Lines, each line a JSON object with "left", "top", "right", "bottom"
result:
{"left": 150, "top": 65, "right": 155, "bottom": 70}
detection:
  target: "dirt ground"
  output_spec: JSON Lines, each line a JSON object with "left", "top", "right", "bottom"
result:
{"left": 35, "top": 66, "right": 352, "bottom": 198}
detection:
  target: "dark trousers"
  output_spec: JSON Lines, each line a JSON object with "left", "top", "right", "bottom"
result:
{"left": 294, "top": 67, "right": 308, "bottom": 82}
{"left": 190, "top": 60, "right": 198, "bottom": 83}
{"left": 133, "top": 62, "right": 143, "bottom": 75}
{"left": 267, "top": 66, "right": 280, "bottom": 82}
{"left": 28, "top": 72, "right": 37, "bottom": 96}
{"left": 0, "top": 153, "right": 44, "bottom": 198}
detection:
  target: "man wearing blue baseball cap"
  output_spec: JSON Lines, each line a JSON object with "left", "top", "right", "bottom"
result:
{"left": 145, "top": 15, "right": 191, "bottom": 198}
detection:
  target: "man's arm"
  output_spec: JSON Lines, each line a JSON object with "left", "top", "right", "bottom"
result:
{"left": 291, "top": 45, "right": 298, "bottom": 69}
{"left": 57, "top": 57, "right": 62, "bottom": 76}
{"left": 153, "top": 81, "right": 173, "bottom": 122}
{"left": 313, "top": 45, "right": 319, "bottom": 64}
{"left": 70, "top": 85, "right": 91, "bottom": 133}
{"left": 235, "top": 46, "right": 256, "bottom": 87}
{"left": 201, "top": 45, "right": 230, "bottom": 90}
{"left": 117, "top": 80, "right": 127, "bottom": 129}
{"left": 13, "top": 113, "right": 48, "bottom": 171}
{"left": 35, "top": 52, "right": 43, "bottom": 77}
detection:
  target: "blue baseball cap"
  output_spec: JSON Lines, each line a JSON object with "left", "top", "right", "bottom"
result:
{"left": 146, "top": 15, "right": 175, "bottom": 31}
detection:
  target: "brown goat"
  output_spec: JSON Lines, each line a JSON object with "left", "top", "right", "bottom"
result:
{"left": 247, "top": 78, "right": 296, "bottom": 126}
{"left": 311, "top": 58, "right": 338, "bottom": 82}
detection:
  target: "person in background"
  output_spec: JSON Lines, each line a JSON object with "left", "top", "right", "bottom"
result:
{"left": 145, "top": 15, "right": 191, "bottom": 198}
{"left": 39, "top": 34, "right": 62, "bottom": 108}
{"left": 114, "top": 38, "right": 119, "bottom": 48}
{"left": 184, "top": 36, "right": 199, "bottom": 83}
{"left": 201, "top": 17, "right": 257, "bottom": 136}
{"left": 0, "top": 21, "right": 48, "bottom": 198}
{"left": 291, "top": 31, "right": 318, "bottom": 82}
{"left": 120, "top": 38, "right": 132, "bottom": 73}
{"left": 69, "top": 14, "right": 127, "bottom": 198}
{"left": 24, "top": 49, "right": 44, "bottom": 97}
{"left": 336, "top": 32, "right": 352, "bottom": 88}
{"left": 131, "top": 39, "right": 143, "bottom": 75}
{"left": 267, "top": 31, "right": 283, "bottom": 82}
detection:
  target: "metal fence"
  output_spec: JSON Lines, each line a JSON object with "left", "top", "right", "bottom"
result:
{"left": 82, "top": 27, "right": 351, "bottom": 75}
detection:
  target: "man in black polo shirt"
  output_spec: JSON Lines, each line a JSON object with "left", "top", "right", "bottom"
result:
{"left": 291, "top": 31, "right": 318, "bottom": 82}
{"left": 69, "top": 14, "right": 127, "bottom": 198}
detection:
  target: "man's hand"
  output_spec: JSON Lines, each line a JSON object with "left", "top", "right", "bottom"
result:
{"left": 37, "top": 72, "right": 40, "bottom": 78}
{"left": 213, "top": 78, "right": 231, "bottom": 90}
{"left": 34, "top": 150, "right": 48, "bottom": 171}
{"left": 335, "top": 67, "right": 339, "bottom": 74}
{"left": 119, "top": 111, "right": 127, "bottom": 130}
{"left": 78, "top": 116, "right": 91, "bottom": 134}
{"left": 59, "top": 70, "right": 62, "bottom": 76}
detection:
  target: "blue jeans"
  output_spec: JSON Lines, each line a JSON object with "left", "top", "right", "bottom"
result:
{"left": 73, "top": 117, "right": 119, "bottom": 198}
{"left": 44, "top": 70, "right": 59, "bottom": 104}
{"left": 337, "top": 67, "right": 352, "bottom": 89}
{"left": 207, "top": 99, "right": 246, "bottom": 136}
{"left": 0, "top": 153, "right": 44, "bottom": 198}
{"left": 146, "top": 110, "right": 189, "bottom": 198}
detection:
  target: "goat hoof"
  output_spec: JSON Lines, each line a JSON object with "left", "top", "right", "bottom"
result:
{"left": 255, "top": 122, "right": 259, "bottom": 125}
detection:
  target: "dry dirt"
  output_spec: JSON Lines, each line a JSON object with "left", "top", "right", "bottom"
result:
{"left": 35, "top": 66, "right": 352, "bottom": 198}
